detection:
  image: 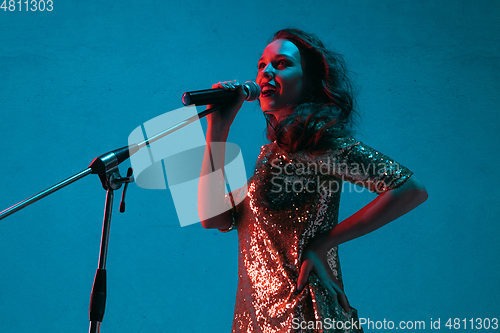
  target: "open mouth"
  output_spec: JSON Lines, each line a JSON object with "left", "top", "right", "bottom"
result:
{"left": 260, "top": 84, "right": 277, "bottom": 97}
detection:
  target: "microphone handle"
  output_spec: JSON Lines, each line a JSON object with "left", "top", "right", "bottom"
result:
{"left": 182, "top": 88, "right": 241, "bottom": 106}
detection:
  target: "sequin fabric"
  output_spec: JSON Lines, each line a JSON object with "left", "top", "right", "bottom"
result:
{"left": 221, "top": 137, "right": 413, "bottom": 332}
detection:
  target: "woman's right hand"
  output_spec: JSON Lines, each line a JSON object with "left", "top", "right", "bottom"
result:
{"left": 206, "top": 80, "right": 246, "bottom": 132}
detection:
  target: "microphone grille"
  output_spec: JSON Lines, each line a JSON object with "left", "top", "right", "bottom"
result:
{"left": 244, "top": 81, "right": 261, "bottom": 102}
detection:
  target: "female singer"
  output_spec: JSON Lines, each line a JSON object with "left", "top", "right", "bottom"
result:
{"left": 198, "top": 28, "right": 428, "bottom": 333}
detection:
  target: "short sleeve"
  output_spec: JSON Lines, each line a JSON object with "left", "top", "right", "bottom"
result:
{"left": 327, "top": 137, "right": 413, "bottom": 194}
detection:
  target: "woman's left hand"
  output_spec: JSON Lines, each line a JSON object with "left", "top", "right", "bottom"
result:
{"left": 297, "top": 241, "right": 350, "bottom": 313}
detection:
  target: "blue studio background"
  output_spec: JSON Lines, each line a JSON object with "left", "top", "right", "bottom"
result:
{"left": 1, "top": 1, "right": 499, "bottom": 332}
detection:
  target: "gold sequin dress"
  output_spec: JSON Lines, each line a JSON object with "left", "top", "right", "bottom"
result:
{"left": 221, "top": 137, "right": 413, "bottom": 333}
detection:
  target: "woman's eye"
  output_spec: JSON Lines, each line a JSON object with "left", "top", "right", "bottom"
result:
{"left": 258, "top": 63, "right": 266, "bottom": 70}
{"left": 277, "top": 60, "right": 288, "bottom": 67}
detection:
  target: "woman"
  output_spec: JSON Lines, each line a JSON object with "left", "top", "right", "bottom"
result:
{"left": 198, "top": 29, "right": 428, "bottom": 333}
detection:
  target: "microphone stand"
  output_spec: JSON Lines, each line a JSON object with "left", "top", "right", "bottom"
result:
{"left": 0, "top": 105, "right": 222, "bottom": 333}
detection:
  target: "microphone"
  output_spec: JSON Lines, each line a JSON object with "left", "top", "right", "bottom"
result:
{"left": 182, "top": 81, "right": 260, "bottom": 106}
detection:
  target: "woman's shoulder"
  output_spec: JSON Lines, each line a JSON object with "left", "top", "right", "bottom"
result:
{"left": 258, "top": 141, "right": 279, "bottom": 156}
{"left": 311, "top": 136, "right": 359, "bottom": 158}
{"left": 255, "top": 137, "right": 366, "bottom": 164}
{"left": 256, "top": 137, "right": 357, "bottom": 158}
{"left": 330, "top": 136, "right": 359, "bottom": 150}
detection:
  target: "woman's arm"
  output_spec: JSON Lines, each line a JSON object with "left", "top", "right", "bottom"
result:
{"left": 318, "top": 175, "right": 428, "bottom": 249}
{"left": 198, "top": 81, "right": 246, "bottom": 229}
{"left": 198, "top": 126, "right": 233, "bottom": 229}
{"left": 296, "top": 176, "right": 428, "bottom": 310}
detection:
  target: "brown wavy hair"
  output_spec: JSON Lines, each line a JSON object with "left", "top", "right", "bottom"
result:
{"left": 264, "top": 29, "right": 358, "bottom": 153}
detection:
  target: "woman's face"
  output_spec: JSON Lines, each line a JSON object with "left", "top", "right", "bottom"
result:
{"left": 257, "top": 39, "right": 304, "bottom": 121}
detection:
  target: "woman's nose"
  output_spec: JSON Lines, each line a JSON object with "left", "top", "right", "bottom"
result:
{"left": 263, "top": 64, "right": 275, "bottom": 79}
